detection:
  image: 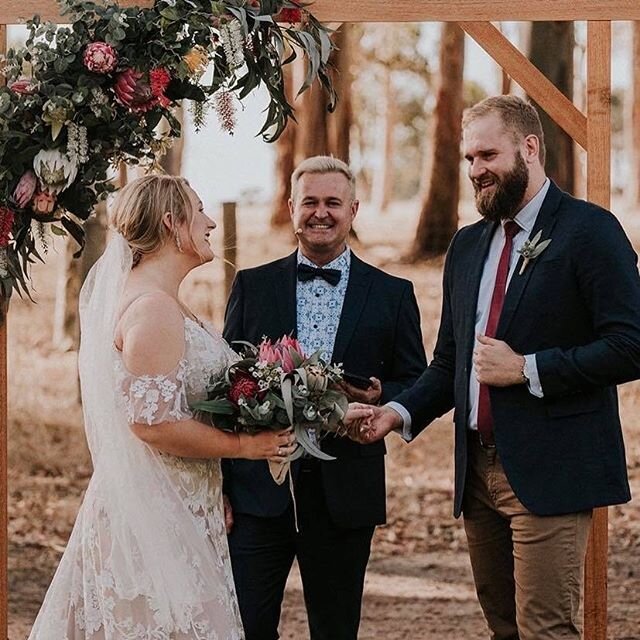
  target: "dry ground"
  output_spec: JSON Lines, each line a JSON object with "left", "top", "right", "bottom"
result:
{"left": 7, "top": 198, "right": 640, "bottom": 639}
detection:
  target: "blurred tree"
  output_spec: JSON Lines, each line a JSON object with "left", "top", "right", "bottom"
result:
{"left": 53, "top": 203, "right": 108, "bottom": 351}
{"left": 270, "top": 65, "right": 297, "bottom": 226}
{"left": 160, "top": 104, "right": 184, "bottom": 176}
{"left": 354, "top": 23, "right": 431, "bottom": 208}
{"left": 528, "top": 22, "right": 575, "bottom": 193}
{"left": 411, "top": 22, "right": 464, "bottom": 259}
{"left": 633, "top": 22, "right": 640, "bottom": 204}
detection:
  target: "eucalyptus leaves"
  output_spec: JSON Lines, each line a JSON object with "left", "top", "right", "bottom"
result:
{"left": 0, "top": 0, "right": 334, "bottom": 300}
{"left": 517, "top": 230, "right": 552, "bottom": 274}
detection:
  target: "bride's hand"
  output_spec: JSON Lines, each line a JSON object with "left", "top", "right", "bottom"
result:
{"left": 237, "top": 428, "right": 297, "bottom": 462}
{"left": 342, "top": 403, "right": 374, "bottom": 441}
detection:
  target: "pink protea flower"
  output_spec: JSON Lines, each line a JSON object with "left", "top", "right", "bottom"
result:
{"left": 114, "top": 68, "right": 154, "bottom": 113}
{"left": 83, "top": 42, "right": 118, "bottom": 74}
{"left": 9, "top": 77, "right": 38, "bottom": 95}
{"left": 12, "top": 170, "right": 37, "bottom": 208}
{"left": 278, "top": 336, "right": 305, "bottom": 358}
{"left": 0, "top": 207, "right": 15, "bottom": 248}
{"left": 31, "top": 190, "right": 57, "bottom": 216}
{"left": 258, "top": 339, "right": 280, "bottom": 365}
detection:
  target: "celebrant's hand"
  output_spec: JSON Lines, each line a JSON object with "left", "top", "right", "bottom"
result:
{"left": 238, "top": 428, "right": 296, "bottom": 462}
{"left": 223, "top": 494, "right": 234, "bottom": 534}
{"left": 340, "top": 377, "right": 382, "bottom": 404}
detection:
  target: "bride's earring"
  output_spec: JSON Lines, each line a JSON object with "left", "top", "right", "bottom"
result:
{"left": 174, "top": 230, "right": 183, "bottom": 253}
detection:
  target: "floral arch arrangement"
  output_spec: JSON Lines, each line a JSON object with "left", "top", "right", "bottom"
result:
{"left": 0, "top": 0, "right": 334, "bottom": 299}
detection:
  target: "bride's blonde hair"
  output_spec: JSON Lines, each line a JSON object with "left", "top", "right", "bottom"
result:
{"left": 110, "top": 174, "right": 198, "bottom": 266}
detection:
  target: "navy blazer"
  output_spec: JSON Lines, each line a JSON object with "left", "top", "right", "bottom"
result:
{"left": 395, "top": 181, "right": 640, "bottom": 517}
{"left": 222, "top": 251, "right": 427, "bottom": 528}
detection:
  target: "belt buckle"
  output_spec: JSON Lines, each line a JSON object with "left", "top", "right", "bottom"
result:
{"left": 479, "top": 433, "right": 496, "bottom": 449}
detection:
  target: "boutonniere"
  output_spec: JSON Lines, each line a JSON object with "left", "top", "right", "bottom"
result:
{"left": 516, "top": 230, "right": 551, "bottom": 275}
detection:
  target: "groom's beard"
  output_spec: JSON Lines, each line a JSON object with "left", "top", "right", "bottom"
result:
{"left": 473, "top": 152, "right": 529, "bottom": 222}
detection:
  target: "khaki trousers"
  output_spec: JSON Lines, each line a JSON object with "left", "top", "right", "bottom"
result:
{"left": 462, "top": 434, "right": 593, "bottom": 640}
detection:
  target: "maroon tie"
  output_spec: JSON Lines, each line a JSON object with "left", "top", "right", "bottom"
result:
{"left": 476, "top": 220, "right": 520, "bottom": 444}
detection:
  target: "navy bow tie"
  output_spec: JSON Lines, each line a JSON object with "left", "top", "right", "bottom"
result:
{"left": 297, "top": 263, "right": 342, "bottom": 286}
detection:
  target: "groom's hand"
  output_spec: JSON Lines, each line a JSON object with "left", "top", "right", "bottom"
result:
{"left": 474, "top": 335, "right": 526, "bottom": 387}
{"left": 348, "top": 404, "right": 402, "bottom": 444}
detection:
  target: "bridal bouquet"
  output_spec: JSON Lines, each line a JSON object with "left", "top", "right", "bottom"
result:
{"left": 192, "top": 336, "right": 350, "bottom": 463}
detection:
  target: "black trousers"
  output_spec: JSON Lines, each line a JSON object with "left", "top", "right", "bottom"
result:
{"left": 228, "top": 460, "right": 375, "bottom": 640}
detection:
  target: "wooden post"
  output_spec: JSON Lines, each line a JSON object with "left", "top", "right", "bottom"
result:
{"left": 1, "top": 20, "right": 8, "bottom": 640}
{"left": 584, "top": 20, "right": 611, "bottom": 640}
{"left": 223, "top": 202, "right": 237, "bottom": 300}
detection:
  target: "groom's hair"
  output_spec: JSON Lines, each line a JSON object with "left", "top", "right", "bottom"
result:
{"left": 463, "top": 95, "right": 546, "bottom": 166}
{"left": 290, "top": 156, "right": 356, "bottom": 203}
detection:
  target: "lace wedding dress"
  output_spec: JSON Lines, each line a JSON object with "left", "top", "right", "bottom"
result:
{"left": 28, "top": 235, "right": 244, "bottom": 640}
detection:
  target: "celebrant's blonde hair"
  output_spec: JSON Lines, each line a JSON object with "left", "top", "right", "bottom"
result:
{"left": 290, "top": 155, "right": 356, "bottom": 202}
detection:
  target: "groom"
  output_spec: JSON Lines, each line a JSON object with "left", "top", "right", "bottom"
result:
{"left": 222, "top": 155, "right": 426, "bottom": 640}
{"left": 359, "top": 96, "right": 640, "bottom": 639}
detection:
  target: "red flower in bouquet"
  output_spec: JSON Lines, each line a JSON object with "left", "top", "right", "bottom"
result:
{"left": 0, "top": 207, "right": 15, "bottom": 247}
{"left": 276, "top": 8, "right": 303, "bottom": 23}
{"left": 83, "top": 42, "right": 118, "bottom": 74}
{"left": 229, "top": 373, "right": 259, "bottom": 405}
{"left": 31, "top": 190, "right": 57, "bottom": 215}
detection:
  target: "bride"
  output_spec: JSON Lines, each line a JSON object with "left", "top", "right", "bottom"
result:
{"left": 28, "top": 175, "right": 299, "bottom": 639}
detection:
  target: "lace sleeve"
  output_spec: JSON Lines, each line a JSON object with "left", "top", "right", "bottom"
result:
{"left": 116, "top": 358, "right": 194, "bottom": 425}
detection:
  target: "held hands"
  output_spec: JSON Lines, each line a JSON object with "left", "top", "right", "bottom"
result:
{"left": 339, "top": 377, "right": 382, "bottom": 404}
{"left": 343, "top": 403, "right": 402, "bottom": 444}
{"left": 223, "top": 494, "right": 234, "bottom": 534}
{"left": 474, "top": 335, "right": 526, "bottom": 387}
{"left": 236, "top": 428, "right": 297, "bottom": 463}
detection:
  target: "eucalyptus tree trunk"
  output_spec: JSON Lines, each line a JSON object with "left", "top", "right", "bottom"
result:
{"left": 53, "top": 201, "right": 108, "bottom": 350}
{"left": 411, "top": 23, "right": 465, "bottom": 259}
{"left": 528, "top": 21, "right": 575, "bottom": 193}
{"left": 632, "top": 22, "right": 640, "bottom": 205}
{"left": 270, "top": 65, "right": 297, "bottom": 226}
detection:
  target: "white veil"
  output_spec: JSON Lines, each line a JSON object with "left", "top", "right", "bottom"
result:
{"left": 29, "top": 234, "right": 242, "bottom": 639}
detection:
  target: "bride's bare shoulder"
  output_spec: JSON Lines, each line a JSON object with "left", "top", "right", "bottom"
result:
{"left": 116, "top": 291, "right": 186, "bottom": 376}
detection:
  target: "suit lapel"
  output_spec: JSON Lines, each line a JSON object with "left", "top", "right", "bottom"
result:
{"left": 463, "top": 220, "right": 498, "bottom": 357}
{"left": 331, "top": 253, "right": 372, "bottom": 364}
{"left": 496, "top": 182, "right": 563, "bottom": 337}
{"left": 275, "top": 251, "right": 298, "bottom": 336}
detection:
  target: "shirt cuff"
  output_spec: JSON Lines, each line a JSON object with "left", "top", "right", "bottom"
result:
{"left": 524, "top": 354, "right": 544, "bottom": 398}
{"left": 386, "top": 401, "right": 412, "bottom": 442}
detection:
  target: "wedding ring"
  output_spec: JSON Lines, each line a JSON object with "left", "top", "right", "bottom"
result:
{"left": 278, "top": 447, "right": 283, "bottom": 456}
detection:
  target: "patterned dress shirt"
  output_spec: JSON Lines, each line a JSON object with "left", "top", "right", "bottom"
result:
{"left": 296, "top": 247, "right": 351, "bottom": 362}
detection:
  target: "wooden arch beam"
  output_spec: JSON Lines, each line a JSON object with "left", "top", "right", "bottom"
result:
{"left": 459, "top": 21, "right": 588, "bottom": 150}
{"left": 3, "top": 0, "right": 640, "bottom": 24}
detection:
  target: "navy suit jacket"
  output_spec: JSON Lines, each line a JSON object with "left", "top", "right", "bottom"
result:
{"left": 395, "top": 181, "right": 640, "bottom": 517}
{"left": 222, "top": 250, "right": 427, "bottom": 528}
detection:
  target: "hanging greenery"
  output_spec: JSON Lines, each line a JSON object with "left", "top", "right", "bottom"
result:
{"left": 0, "top": 0, "right": 335, "bottom": 299}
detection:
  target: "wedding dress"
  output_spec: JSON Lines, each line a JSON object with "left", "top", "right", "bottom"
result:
{"left": 28, "top": 235, "right": 244, "bottom": 639}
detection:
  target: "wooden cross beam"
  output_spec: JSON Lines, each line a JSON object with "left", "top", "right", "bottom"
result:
{"left": 0, "top": 3, "right": 625, "bottom": 640}
{"left": 2, "top": 0, "right": 640, "bottom": 23}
